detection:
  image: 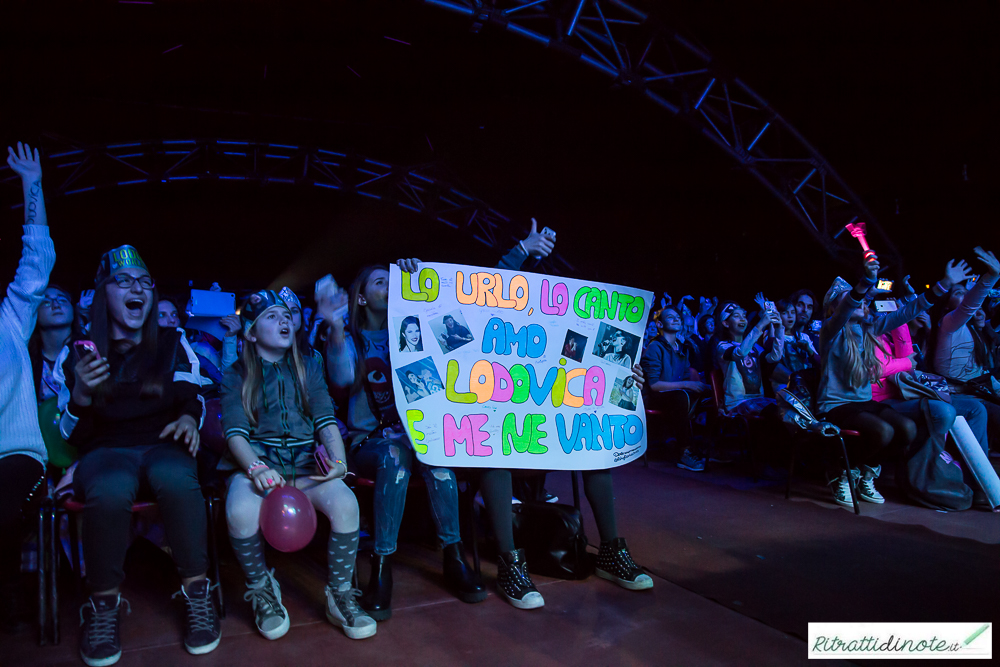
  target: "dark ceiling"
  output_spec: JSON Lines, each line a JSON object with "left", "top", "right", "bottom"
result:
{"left": 1, "top": 0, "right": 997, "bottom": 304}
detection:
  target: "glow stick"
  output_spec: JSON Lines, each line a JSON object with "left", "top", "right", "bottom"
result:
{"left": 845, "top": 222, "right": 875, "bottom": 258}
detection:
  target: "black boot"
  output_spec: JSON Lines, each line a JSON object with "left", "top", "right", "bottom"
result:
{"left": 442, "top": 542, "right": 487, "bottom": 604}
{"left": 359, "top": 553, "right": 392, "bottom": 621}
{"left": 496, "top": 549, "right": 544, "bottom": 610}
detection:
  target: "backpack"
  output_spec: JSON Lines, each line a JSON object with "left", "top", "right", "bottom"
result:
{"left": 511, "top": 501, "right": 593, "bottom": 580}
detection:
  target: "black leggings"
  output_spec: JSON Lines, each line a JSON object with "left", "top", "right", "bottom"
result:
{"left": 478, "top": 468, "right": 618, "bottom": 552}
{"left": 0, "top": 455, "right": 45, "bottom": 587}
{"left": 824, "top": 401, "right": 917, "bottom": 468}
{"left": 73, "top": 444, "right": 207, "bottom": 592}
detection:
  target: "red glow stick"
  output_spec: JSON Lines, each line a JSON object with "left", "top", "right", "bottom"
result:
{"left": 845, "top": 222, "right": 875, "bottom": 258}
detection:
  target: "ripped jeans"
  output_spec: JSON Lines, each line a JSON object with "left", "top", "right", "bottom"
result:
{"left": 350, "top": 437, "right": 460, "bottom": 555}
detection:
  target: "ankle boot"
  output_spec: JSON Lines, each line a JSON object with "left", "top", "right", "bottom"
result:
{"left": 442, "top": 542, "right": 487, "bottom": 604}
{"left": 359, "top": 553, "right": 392, "bottom": 621}
{"left": 496, "top": 548, "right": 544, "bottom": 610}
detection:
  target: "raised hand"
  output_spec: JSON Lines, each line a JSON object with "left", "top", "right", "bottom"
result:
{"left": 78, "top": 289, "right": 95, "bottom": 311}
{"left": 941, "top": 259, "right": 972, "bottom": 290}
{"left": 219, "top": 314, "right": 241, "bottom": 337}
{"left": 973, "top": 247, "right": 1000, "bottom": 279}
{"left": 6, "top": 142, "right": 42, "bottom": 183}
{"left": 754, "top": 292, "right": 767, "bottom": 311}
{"left": 901, "top": 275, "right": 915, "bottom": 297}
{"left": 396, "top": 258, "right": 421, "bottom": 274}
{"left": 521, "top": 218, "right": 555, "bottom": 259}
{"left": 863, "top": 253, "right": 880, "bottom": 283}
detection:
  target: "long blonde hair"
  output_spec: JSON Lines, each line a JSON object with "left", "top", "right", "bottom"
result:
{"left": 826, "top": 296, "right": 887, "bottom": 389}
{"left": 239, "top": 324, "right": 312, "bottom": 426}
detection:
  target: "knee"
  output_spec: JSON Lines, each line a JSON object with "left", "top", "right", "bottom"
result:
{"left": 226, "top": 496, "right": 262, "bottom": 539}
{"left": 384, "top": 443, "right": 412, "bottom": 471}
{"left": 146, "top": 456, "right": 199, "bottom": 495}
{"left": 318, "top": 484, "right": 360, "bottom": 530}
{"left": 899, "top": 416, "right": 918, "bottom": 443}
{"left": 81, "top": 471, "right": 136, "bottom": 510}
{"left": 870, "top": 423, "right": 895, "bottom": 448}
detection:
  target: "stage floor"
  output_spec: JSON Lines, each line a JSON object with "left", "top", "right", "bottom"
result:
{"left": 10, "top": 458, "right": 999, "bottom": 666}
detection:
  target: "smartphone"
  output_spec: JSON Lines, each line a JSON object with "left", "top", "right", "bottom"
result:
{"left": 314, "top": 448, "right": 331, "bottom": 476}
{"left": 764, "top": 300, "right": 776, "bottom": 313}
{"left": 874, "top": 300, "right": 898, "bottom": 312}
{"left": 73, "top": 340, "right": 100, "bottom": 359}
{"left": 876, "top": 279, "right": 894, "bottom": 291}
{"left": 809, "top": 320, "right": 823, "bottom": 333}
{"left": 315, "top": 275, "right": 349, "bottom": 322}
{"left": 541, "top": 226, "right": 556, "bottom": 238}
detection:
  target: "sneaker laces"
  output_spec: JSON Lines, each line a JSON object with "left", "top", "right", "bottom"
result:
{"left": 330, "top": 586, "right": 366, "bottom": 624}
{"left": 173, "top": 583, "right": 218, "bottom": 634}
{"left": 244, "top": 576, "right": 284, "bottom": 619}
{"left": 80, "top": 597, "right": 129, "bottom": 646}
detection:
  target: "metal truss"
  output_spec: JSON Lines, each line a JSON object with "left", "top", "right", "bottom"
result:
{"left": 423, "top": 0, "right": 902, "bottom": 270}
{"left": 0, "top": 137, "right": 575, "bottom": 275}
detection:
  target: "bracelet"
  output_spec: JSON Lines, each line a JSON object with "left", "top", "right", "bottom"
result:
{"left": 518, "top": 240, "right": 528, "bottom": 256}
{"left": 247, "top": 461, "right": 269, "bottom": 477}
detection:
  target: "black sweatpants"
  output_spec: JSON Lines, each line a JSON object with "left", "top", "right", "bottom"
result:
{"left": 73, "top": 443, "right": 207, "bottom": 592}
{"left": 0, "top": 454, "right": 45, "bottom": 587}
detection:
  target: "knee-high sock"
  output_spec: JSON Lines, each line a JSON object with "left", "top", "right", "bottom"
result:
{"left": 328, "top": 530, "right": 359, "bottom": 592}
{"left": 230, "top": 533, "right": 268, "bottom": 583}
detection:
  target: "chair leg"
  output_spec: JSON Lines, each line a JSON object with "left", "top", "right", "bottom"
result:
{"left": 837, "top": 436, "right": 862, "bottom": 515}
{"left": 37, "top": 502, "right": 48, "bottom": 647}
{"left": 50, "top": 503, "right": 59, "bottom": 645}
{"left": 68, "top": 511, "right": 82, "bottom": 594}
{"left": 204, "top": 497, "right": 225, "bottom": 618}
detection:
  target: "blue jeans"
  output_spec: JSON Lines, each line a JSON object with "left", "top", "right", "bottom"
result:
{"left": 350, "top": 437, "right": 460, "bottom": 556}
{"left": 885, "top": 395, "right": 989, "bottom": 456}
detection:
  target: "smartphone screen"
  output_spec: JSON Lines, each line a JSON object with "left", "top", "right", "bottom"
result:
{"left": 877, "top": 279, "right": 893, "bottom": 291}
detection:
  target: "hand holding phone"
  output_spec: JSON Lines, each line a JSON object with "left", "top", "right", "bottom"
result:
{"left": 73, "top": 340, "right": 100, "bottom": 360}
{"left": 72, "top": 341, "right": 109, "bottom": 404}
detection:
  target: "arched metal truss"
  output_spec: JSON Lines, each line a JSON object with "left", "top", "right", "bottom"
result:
{"left": 423, "top": 0, "right": 902, "bottom": 270}
{"left": 0, "top": 137, "right": 574, "bottom": 274}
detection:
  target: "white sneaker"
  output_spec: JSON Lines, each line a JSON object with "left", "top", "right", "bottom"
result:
{"left": 244, "top": 570, "right": 289, "bottom": 641}
{"left": 325, "top": 586, "right": 377, "bottom": 640}
{"left": 830, "top": 472, "right": 854, "bottom": 508}
{"left": 857, "top": 476, "right": 885, "bottom": 503}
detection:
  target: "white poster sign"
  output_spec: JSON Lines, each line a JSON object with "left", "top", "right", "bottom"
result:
{"left": 387, "top": 262, "right": 652, "bottom": 470}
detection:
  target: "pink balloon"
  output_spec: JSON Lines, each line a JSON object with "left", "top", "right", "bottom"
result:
{"left": 259, "top": 487, "right": 317, "bottom": 552}
{"left": 199, "top": 398, "right": 227, "bottom": 456}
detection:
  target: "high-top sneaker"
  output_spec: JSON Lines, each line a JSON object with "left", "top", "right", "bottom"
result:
{"left": 595, "top": 538, "right": 654, "bottom": 590}
{"left": 79, "top": 594, "right": 129, "bottom": 667}
{"left": 857, "top": 465, "right": 885, "bottom": 504}
{"left": 172, "top": 578, "right": 221, "bottom": 655}
{"left": 243, "top": 569, "right": 290, "bottom": 640}
{"left": 496, "top": 549, "right": 544, "bottom": 610}
{"left": 829, "top": 469, "right": 857, "bottom": 508}
{"left": 325, "top": 586, "right": 377, "bottom": 639}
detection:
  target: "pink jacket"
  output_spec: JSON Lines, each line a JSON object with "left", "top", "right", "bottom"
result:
{"left": 871, "top": 325, "right": 914, "bottom": 402}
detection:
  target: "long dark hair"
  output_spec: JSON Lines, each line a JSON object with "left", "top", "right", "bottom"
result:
{"left": 347, "top": 265, "right": 389, "bottom": 393}
{"left": 398, "top": 315, "right": 422, "bottom": 352}
{"left": 28, "top": 284, "right": 79, "bottom": 401}
{"left": 87, "top": 278, "right": 163, "bottom": 401}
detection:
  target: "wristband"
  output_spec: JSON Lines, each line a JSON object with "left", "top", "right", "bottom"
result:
{"left": 518, "top": 240, "right": 529, "bottom": 256}
{"left": 247, "top": 461, "right": 269, "bottom": 477}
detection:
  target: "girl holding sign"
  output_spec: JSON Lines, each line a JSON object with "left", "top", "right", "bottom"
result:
{"left": 321, "top": 264, "right": 515, "bottom": 614}
{"left": 221, "top": 290, "right": 376, "bottom": 640}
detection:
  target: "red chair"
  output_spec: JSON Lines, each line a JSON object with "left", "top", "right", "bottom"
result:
{"left": 37, "top": 493, "right": 225, "bottom": 646}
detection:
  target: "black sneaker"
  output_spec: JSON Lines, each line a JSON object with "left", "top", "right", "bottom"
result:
{"left": 172, "top": 579, "right": 221, "bottom": 655}
{"left": 595, "top": 538, "right": 654, "bottom": 591}
{"left": 79, "top": 594, "right": 129, "bottom": 667}
{"left": 496, "top": 549, "right": 544, "bottom": 610}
